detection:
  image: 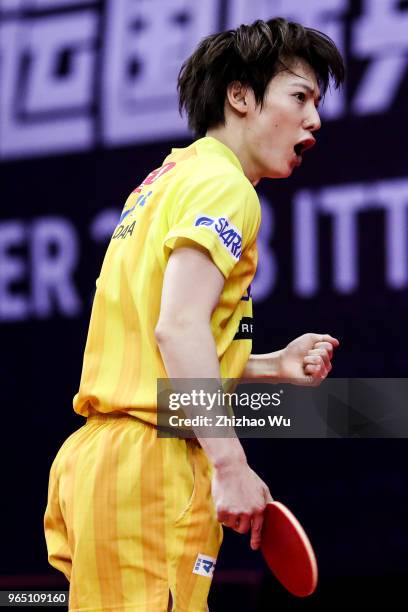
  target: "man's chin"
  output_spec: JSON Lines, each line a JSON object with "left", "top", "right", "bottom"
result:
{"left": 263, "top": 165, "right": 293, "bottom": 179}
{"left": 274, "top": 167, "right": 294, "bottom": 179}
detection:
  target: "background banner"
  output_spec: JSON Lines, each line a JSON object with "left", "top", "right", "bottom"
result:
{"left": 1, "top": 0, "right": 407, "bottom": 607}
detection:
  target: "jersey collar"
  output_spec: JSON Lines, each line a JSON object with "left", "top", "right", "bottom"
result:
{"left": 192, "top": 136, "right": 245, "bottom": 175}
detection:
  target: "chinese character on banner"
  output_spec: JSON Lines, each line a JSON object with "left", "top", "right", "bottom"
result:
{"left": 226, "top": 0, "right": 348, "bottom": 119}
{"left": 102, "top": 0, "right": 220, "bottom": 146}
{"left": 352, "top": 0, "right": 408, "bottom": 115}
{"left": 0, "top": 1, "right": 99, "bottom": 160}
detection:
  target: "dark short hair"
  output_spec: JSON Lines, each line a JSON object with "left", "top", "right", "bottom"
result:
{"left": 178, "top": 17, "right": 345, "bottom": 137}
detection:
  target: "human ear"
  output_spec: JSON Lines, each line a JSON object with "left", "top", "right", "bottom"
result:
{"left": 226, "top": 81, "right": 249, "bottom": 115}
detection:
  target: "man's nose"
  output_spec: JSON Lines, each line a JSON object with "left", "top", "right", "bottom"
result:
{"left": 304, "top": 106, "right": 321, "bottom": 132}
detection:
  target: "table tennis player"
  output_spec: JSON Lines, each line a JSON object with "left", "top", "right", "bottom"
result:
{"left": 44, "top": 17, "right": 344, "bottom": 612}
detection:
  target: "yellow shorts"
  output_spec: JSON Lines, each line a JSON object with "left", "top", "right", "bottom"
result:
{"left": 44, "top": 414, "right": 223, "bottom": 611}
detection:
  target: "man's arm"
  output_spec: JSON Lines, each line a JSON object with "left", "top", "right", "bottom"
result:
{"left": 242, "top": 334, "right": 339, "bottom": 385}
{"left": 241, "top": 352, "right": 282, "bottom": 380}
{"left": 155, "top": 241, "right": 271, "bottom": 549}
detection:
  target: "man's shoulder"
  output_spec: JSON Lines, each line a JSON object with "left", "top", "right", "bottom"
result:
{"left": 174, "top": 153, "right": 256, "bottom": 198}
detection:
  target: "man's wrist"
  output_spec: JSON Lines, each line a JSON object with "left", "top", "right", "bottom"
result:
{"left": 243, "top": 351, "right": 283, "bottom": 380}
{"left": 213, "top": 449, "right": 247, "bottom": 473}
{"left": 198, "top": 437, "right": 247, "bottom": 472}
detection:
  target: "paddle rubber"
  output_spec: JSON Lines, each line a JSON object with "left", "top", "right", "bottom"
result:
{"left": 260, "top": 501, "right": 318, "bottom": 597}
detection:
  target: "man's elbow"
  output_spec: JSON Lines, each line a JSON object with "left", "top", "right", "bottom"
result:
{"left": 154, "top": 322, "right": 171, "bottom": 346}
{"left": 155, "top": 313, "right": 208, "bottom": 344}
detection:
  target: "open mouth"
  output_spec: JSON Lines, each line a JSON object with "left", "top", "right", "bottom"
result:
{"left": 294, "top": 143, "right": 304, "bottom": 157}
{"left": 293, "top": 138, "right": 316, "bottom": 158}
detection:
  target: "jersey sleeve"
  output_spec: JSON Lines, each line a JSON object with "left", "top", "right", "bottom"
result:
{"left": 163, "top": 169, "right": 260, "bottom": 278}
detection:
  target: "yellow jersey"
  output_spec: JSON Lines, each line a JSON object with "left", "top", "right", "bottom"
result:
{"left": 73, "top": 136, "right": 261, "bottom": 425}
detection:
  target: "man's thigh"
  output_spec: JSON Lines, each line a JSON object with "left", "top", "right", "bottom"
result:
{"left": 166, "top": 442, "right": 223, "bottom": 610}
{"left": 45, "top": 414, "right": 222, "bottom": 611}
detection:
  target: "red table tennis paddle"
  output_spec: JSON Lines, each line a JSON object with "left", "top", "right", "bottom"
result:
{"left": 260, "top": 501, "right": 318, "bottom": 597}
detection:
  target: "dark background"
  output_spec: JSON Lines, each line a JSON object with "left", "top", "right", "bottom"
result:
{"left": 1, "top": 0, "right": 408, "bottom": 609}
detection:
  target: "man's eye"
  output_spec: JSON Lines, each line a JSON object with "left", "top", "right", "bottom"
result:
{"left": 295, "top": 92, "right": 306, "bottom": 102}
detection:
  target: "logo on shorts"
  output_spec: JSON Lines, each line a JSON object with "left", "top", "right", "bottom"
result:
{"left": 192, "top": 554, "right": 217, "bottom": 578}
{"left": 194, "top": 215, "right": 242, "bottom": 260}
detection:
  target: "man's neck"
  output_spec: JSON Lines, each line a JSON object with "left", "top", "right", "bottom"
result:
{"left": 205, "top": 128, "right": 260, "bottom": 185}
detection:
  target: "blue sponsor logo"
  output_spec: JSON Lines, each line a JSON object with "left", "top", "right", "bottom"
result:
{"left": 119, "top": 205, "right": 135, "bottom": 223}
{"left": 194, "top": 215, "right": 242, "bottom": 260}
{"left": 195, "top": 216, "right": 215, "bottom": 227}
{"left": 136, "top": 190, "right": 153, "bottom": 207}
{"left": 195, "top": 558, "right": 214, "bottom": 574}
{"left": 118, "top": 190, "right": 153, "bottom": 223}
{"left": 193, "top": 554, "right": 217, "bottom": 577}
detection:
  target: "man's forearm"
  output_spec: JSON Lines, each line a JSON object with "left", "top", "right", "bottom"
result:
{"left": 156, "top": 322, "right": 247, "bottom": 467}
{"left": 155, "top": 321, "right": 220, "bottom": 379}
{"left": 241, "top": 351, "right": 283, "bottom": 380}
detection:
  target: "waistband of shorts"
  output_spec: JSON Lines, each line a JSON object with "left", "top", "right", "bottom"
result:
{"left": 86, "top": 412, "right": 150, "bottom": 424}
{"left": 85, "top": 412, "right": 202, "bottom": 447}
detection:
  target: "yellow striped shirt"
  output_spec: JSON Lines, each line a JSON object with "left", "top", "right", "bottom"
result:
{"left": 73, "top": 137, "right": 261, "bottom": 425}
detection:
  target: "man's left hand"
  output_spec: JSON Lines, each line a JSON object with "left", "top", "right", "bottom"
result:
{"left": 278, "top": 333, "right": 339, "bottom": 386}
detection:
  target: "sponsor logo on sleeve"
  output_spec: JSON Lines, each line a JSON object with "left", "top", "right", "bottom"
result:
{"left": 194, "top": 215, "right": 242, "bottom": 260}
{"left": 192, "top": 554, "right": 217, "bottom": 578}
{"left": 195, "top": 216, "right": 215, "bottom": 227}
{"left": 234, "top": 316, "right": 253, "bottom": 340}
